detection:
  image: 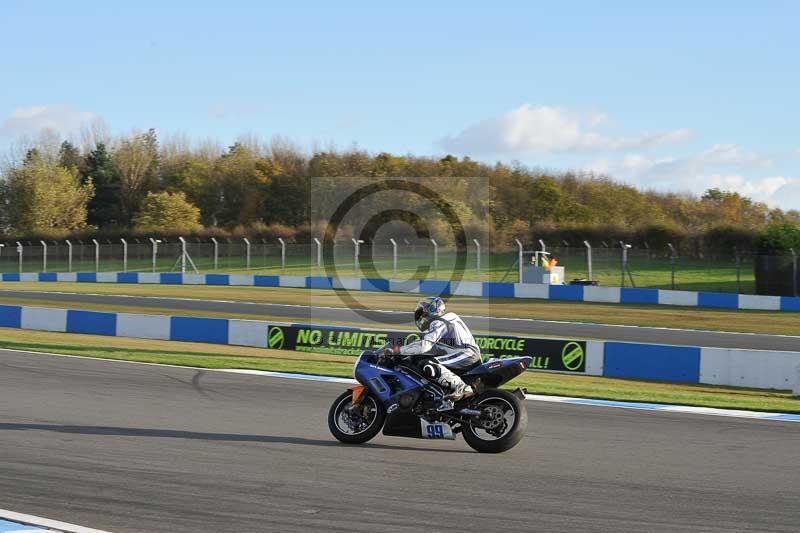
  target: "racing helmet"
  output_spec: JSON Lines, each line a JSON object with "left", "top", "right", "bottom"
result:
{"left": 414, "top": 296, "right": 445, "bottom": 331}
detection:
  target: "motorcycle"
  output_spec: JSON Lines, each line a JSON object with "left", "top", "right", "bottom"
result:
{"left": 328, "top": 342, "right": 531, "bottom": 453}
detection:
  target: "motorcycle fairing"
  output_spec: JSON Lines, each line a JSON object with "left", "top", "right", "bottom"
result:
{"left": 355, "top": 360, "right": 426, "bottom": 403}
{"left": 382, "top": 411, "right": 423, "bottom": 438}
{"left": 462, "top": 356, "right": 533, "bottom": 388}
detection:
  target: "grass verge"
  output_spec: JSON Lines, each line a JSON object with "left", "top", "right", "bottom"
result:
{"left": 1, "top": 251, "right": 755, "bottom": 292}
{"left": 1, "top": 282, "right": 798, "bottom": 336}
{"left": 0, "top": 327, "right": 797, "bottom": 414}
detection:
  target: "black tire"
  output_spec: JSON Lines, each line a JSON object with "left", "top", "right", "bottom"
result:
{"left": 328, "top": 390, "right": 386, "bottom": 444}
{"left": 462, "top": 389, "right": 528, "bottom": 453}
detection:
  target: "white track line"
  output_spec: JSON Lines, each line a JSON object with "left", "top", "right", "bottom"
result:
{"left": 0, "top": 509, "right": 110, "bottom": 533}
{"left": 1, "top": 347, "right": 798, "bottom": 423}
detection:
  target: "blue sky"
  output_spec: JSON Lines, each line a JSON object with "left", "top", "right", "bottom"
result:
{"left": 2, "top": 1, "right": 799, "bottom": 207}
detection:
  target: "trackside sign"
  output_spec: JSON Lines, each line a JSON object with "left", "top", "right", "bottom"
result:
{"left": 266, "top": 324, "right": 586, "bottom": 373}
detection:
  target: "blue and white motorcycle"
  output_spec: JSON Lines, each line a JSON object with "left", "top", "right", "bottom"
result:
{"left": 328, "top": 343, "right": 531, "bottom": 453}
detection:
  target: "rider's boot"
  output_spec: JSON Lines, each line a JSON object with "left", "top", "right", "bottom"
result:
{"left": 433, "top": 366, "right": 474, "bottom": 411}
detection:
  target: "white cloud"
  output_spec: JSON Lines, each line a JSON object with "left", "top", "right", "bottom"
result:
{"left": 438, "top": 104, "right": 691, "bottom": 156}
{"left": 694, "top": 144, "right": 772, "bottom": 167}
{"left": 584, "top": 157, "right": 611, "bottom": 174}
{"left": 584, "top": 145, "right": 796, "bottom": 208}
{"left": 0, "top": 104, "right": 99, "bottom": 138}
{"left": 771, "top": 180, "right": 800, "bottom": 208}
{"left": 702, "top": 174, "right": 790, "bottom": 200}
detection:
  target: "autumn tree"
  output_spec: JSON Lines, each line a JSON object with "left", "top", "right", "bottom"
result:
{"left": 2, "top": 154, "right": 94, "bottom": 234}
{"left": 113, "top": 129, "right": 159, "bottom": 227}
{"left": 211, "top": 143, "right": 280, "bottom": 226}
{"left": 133, "top": 191, "right": 202, "bottom": 233}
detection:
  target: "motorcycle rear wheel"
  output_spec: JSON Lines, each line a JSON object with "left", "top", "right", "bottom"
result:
{"left": 462, "top": 389, "right": 527, "bottom": 453}
{"left": 328, "top": 390, "right": 386, "bottom": 444}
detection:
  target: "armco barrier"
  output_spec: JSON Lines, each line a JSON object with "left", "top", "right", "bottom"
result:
{"left": 3, "top": 271, "right": 800, "bottom": 312}
{"left": 0, "top": 303, "right": 798, "bottom": 390}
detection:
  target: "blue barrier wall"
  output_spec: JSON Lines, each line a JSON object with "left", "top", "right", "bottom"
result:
{"left": 0, "top": 304, "right": 22, "bottom": 328}
{"left": 170, "top": 316, "right": 229, "bottom": 344}
{"left": 0, "top": 303, "right": 797, "bottom": 389}
{"left": 66, "top": 309, "right": 117, "bottom": 336}
{"left": 603, "top": 342, "right": 701, "bottom": 383}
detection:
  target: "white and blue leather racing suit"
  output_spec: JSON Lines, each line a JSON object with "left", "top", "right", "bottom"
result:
{"left": 399, "top": 312, "right": 481, "bottom": 398}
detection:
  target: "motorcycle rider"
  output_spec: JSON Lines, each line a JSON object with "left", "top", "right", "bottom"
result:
{"left": 399, "top": 297, "right": 481, "bottom": 411}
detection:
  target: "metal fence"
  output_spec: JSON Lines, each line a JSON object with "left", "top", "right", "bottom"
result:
{"left": 0, "top": 238, "right": 797, "bottom": 296}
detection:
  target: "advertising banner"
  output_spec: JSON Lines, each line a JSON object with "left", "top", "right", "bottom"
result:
{"left": 266, "top": 324, "right": 586, "bottom": 373}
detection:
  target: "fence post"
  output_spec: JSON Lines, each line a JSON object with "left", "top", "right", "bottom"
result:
{"left": 16, "top": 242, "right": 23, "bottom": 273}
{"left": 66, "top": 240, "right": 72, "bottom": 272}
{"left": 313, "top": 238, "right": 322, "bottom": 273}
{"left": 150, "top": 238, "right": 159, "bottom": 273}
{"left": 619, "top": 241, "right": 628, "bottom": 288}
{"left": 211, "top": 238, "right": 219, "bottom": 270}
{"left": 389, "top": 238, "right": 398, "bottom": 278}
{"left": 791, "top": 248, "right": 798, "bottom": 297}
{"left": 243, "top": 238, "right": 251, "bottom": 270}
{"left": 735, "top": 247, "right": 741, "bottom": 294}
{"left": 473, "top": 239, "right": 481, "bottom": 280}
{"left": 514, "top": 238, "right": 523, "bottom": 283}
{"left": 277, "top": 238, "right": 286, "bottom": 274}
{"left": 431, "top": 239, "right": 438, "bottom": 278}
{"left": 583, "top": 240, "right": 593, "bottom": 282}
{"left": 121, "top": 238, "right": 128, "bottom": 272}
{"left": 352, "top": 238, "right": 360, "bottom": 274}
{"left": 93, "top": 239, "right": 100, "bottom": 272}
{"left": 667, "top": 243, "right": 677, "bottom": 290}
{"left": 40, "top": 240, "right": 47, "bottom": 272}
{"left": 178, "top": 237, "right": 187, "bottom": 274}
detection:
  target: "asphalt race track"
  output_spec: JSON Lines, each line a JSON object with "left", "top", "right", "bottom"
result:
{"left": 1, "top": 349, "right": 799, "bottom": 532}
{"left": 2, "top": 289, "right": 800, "bottom": 351}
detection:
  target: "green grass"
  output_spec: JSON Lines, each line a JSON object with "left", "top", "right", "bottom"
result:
{"left": 0, "top": 246, "right": 759, "bottom": 293}
{"left": 1, "top": 282, "right": 798, "bottom": 336}
{"left": 0, "top": 327, "right": 797, "bottom": 414}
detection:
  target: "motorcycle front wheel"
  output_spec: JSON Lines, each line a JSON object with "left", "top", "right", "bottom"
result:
{"left": 328, "top": 390, "right": 386, "bottom": 444}
{"left": 462, "top": 389, "right": 528, "bottom": 453}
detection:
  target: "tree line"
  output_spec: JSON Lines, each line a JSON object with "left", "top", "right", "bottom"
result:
{"left": 1, "top": 129, "right": 798, "bottom": 254}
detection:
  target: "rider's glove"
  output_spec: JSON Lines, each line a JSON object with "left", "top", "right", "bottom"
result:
{"left": 378, "top": 346, "right": 400, "bottom": 365}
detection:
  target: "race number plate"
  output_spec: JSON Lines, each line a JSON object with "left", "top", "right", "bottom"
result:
{"left": 420, "top": 419, "right": 455, "bottom": 440}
